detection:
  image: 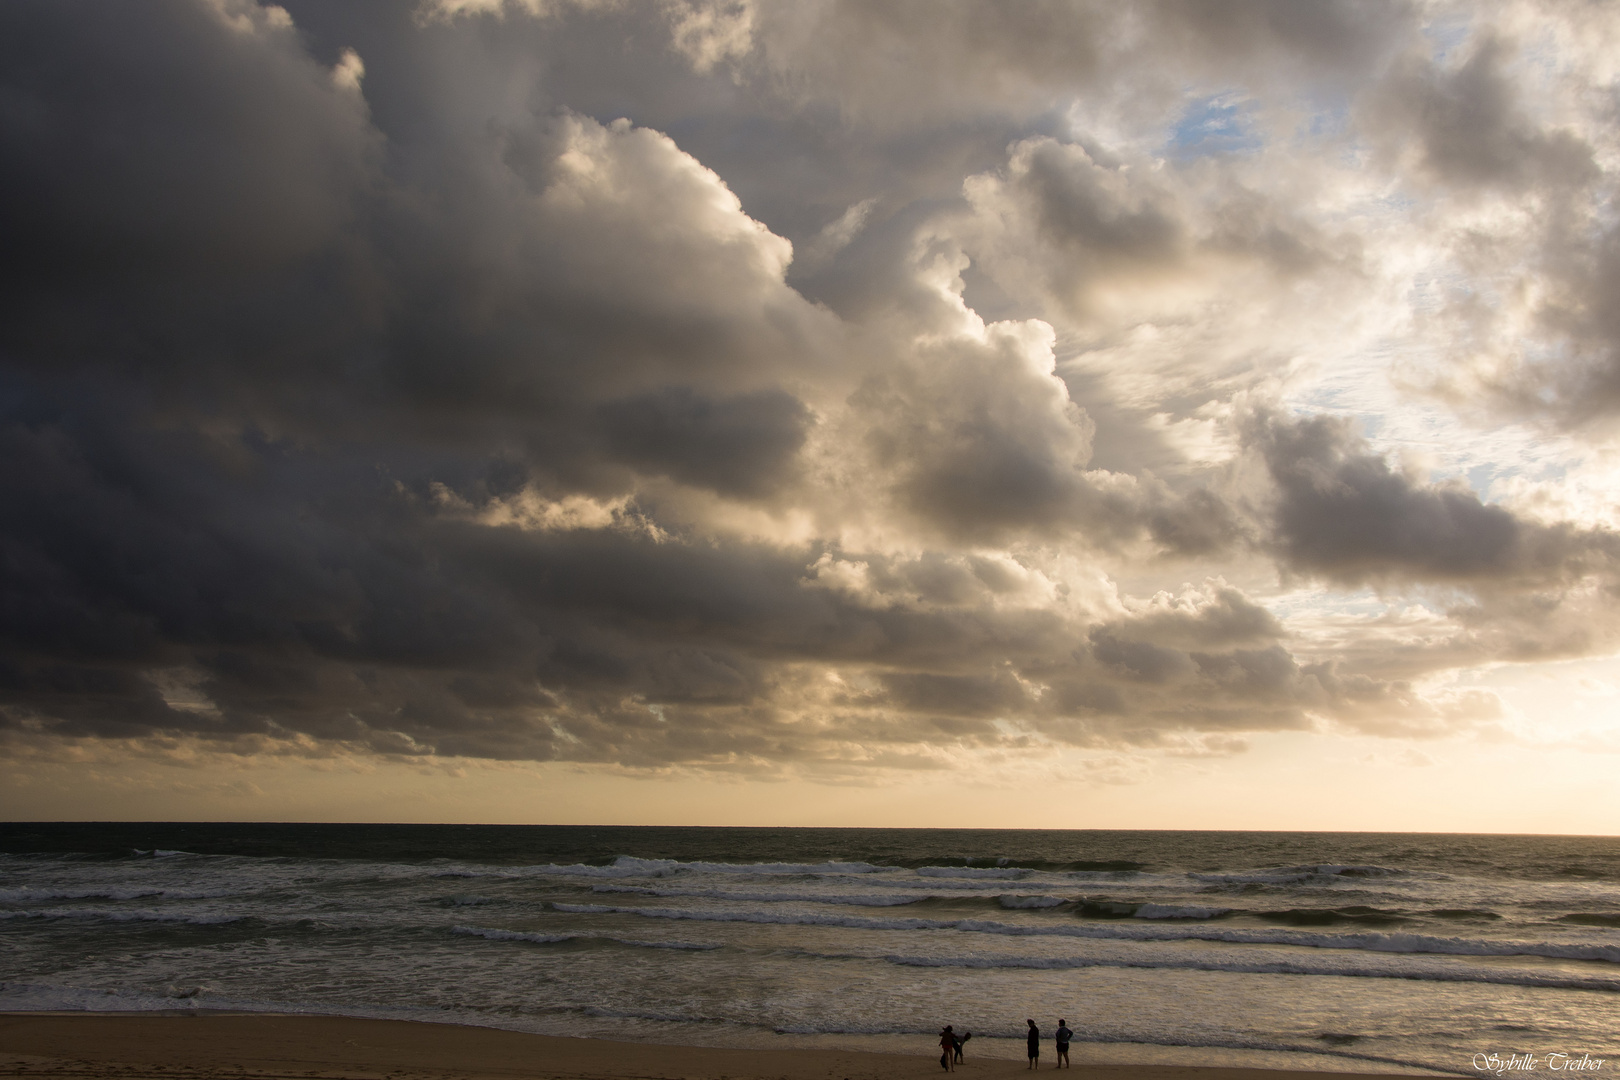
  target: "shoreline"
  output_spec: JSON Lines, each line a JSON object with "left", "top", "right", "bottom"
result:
{"left": 0, "top": 1012, "right": 1455, "bottom": 1080}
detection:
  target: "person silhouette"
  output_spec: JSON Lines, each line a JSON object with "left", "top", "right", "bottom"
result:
{"left": 955, "top": 1031, "right": 972, "bottom": 1064}
{"left": 1026, "top": 1019, "right": 1040, "bottom": 1069}
{"left": 939, "top": 1025, "right": 957, "bottom": 1072}
{"left": 1054, "top": 1019, "right": 1072, "bottom": 1068}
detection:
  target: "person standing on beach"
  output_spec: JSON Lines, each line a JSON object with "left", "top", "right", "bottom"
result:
{"left": 1054, "top": 1019, "right": 1072, "bottom": 1068}
{"left": 939, "top": 1025, "right": 958, "bottom": 1072}
{"left": 1026, "top": 1019, "right": 1040, "bottom": 1069}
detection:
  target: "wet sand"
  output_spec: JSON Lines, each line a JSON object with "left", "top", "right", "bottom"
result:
{"left": 0, "top": 1013, "right": 1442, "bottom": 1080}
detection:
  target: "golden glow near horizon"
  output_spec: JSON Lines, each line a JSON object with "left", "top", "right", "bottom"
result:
{"left": 1, "top": 0, "right": 1619, "bottom": 832}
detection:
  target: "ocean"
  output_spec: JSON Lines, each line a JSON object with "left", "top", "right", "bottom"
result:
{"left": 1, "top": 824, "right": 1617, "bottom": 1077}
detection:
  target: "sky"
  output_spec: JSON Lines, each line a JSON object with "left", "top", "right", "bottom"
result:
{"left": 3, "top": 0, "right": 1620, "bottom": 832}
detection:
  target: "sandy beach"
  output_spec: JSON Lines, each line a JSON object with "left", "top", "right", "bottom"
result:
{"left": 0, "top": 1014, "right": 1444, "bottom": 1080}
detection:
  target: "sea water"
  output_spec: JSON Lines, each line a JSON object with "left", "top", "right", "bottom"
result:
{"left": 2, "top": 824, "right": 1617, "bottom": 1077}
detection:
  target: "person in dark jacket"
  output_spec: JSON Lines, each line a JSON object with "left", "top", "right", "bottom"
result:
{"left": 1026, "top": 1019, "right": 1040, "bottom": 1069}
{"left": 1054, "top": 1019, "right": 1073, "bottom": 1068}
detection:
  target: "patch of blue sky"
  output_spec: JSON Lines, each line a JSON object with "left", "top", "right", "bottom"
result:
{"left": 1263, "top": 585, "right": 1414, "bottom": 626}
{"left": 1166, "top": 92, "right": 1262, "bottom": 159}
{"left": 1421, "top": 8, "right": 1475, "bottom": 66}
{"left": 1303, "top": 101, "right": 1352, "bottom": 143}
{"left": 1466, "top": 462, "right": 1501, "bottom": 494}
{"left": 1286, "top": 331, "right": 1575, "bottom": 501}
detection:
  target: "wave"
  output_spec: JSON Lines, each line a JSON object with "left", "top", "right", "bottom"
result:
{"left": 0, "top": 907, "right": 247, "bottom": 926}
{"left": 1251, "top": 907, "right": 1410, "bottom": 927}
{"left": 1077, "top": 900, "right": 1230, "bottom": 920}
{"left": 589, "top": 883, "right": 1076, "bottom": 910}
{"left": 0, "top": 887, "right": 236, "bottom": 904}
{"left": 1188, "top": 864, "right": 1419, "bottom": 885}
{"left": 1077, "top": 900, "right": 1141, "bottom": 918}
{"left": 820, "top": 949, "right": 1620, "bottom": 993}
{"left": 549, "top": 903, "right": 1620, "bottom": 964}
{"left": 443, "top": 855, "right": 893, "bottom": 880}
{"left": 826, "top": 877, "right": 1043, "bottom": 893}
{"left": 998, "top": 895, "right": 1070, "bottom": 909}
{"left": 450, "top": 924, "right": 721, "bottom": 950}
{"left": 886, "top": 857, "right": 1146, "bottom": 873}
{"left": 917, "top": 866, "right": 1029, "bottom": 880}
{"left": 1079, "top": 900, "right": 1491, "bottom": 926}
{"left": 1135, "top": 904, "right": 1231, "bottom": 919}
{"left": 590, "top": 883, "right": 930, "bottom": 907}
{"left": 1558, "top": 913, "right": 1620, "bottom": 927}
{"left": 1549, "top": 863, "right": 1617, "bottom": 880}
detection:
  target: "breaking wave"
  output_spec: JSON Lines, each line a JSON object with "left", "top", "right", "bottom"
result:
{"left": 450, "top": 924, "right": 722, "bottom": 950}
{"left": 549, "top": 903, "right": 1620, "bottom": 963}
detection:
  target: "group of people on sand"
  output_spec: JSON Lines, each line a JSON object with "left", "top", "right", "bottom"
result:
{"left": 937, "top": 1019, "right": 1073, "bottom": 1071}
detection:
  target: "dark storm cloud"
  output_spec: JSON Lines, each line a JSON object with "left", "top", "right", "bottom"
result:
{"left": 1251, "top": 412, "right": 1620, "bottom": 586}
{"left": 595, "top": 388, "right": 812, "bottom": 498}
{"left": 0, "top": 379, "right": 1332, "bottom": 763}
{"left": 5, "top": 0, "right": 1619, "bottom": 776}
{"left": 0, "top": 0, "right": 374, "bottom": 283}
{"left": 0, "top": 0, "right": 834, "bottom": 493}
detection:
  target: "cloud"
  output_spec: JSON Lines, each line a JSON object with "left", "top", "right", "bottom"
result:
{"left": 4, "top": 0, "right": 1620, "bottom": 784}
{"left": 1447, "top": 218, "right": 1620, "bottom": 432}
{"left": 1250, "top": 411, "right": 1620, "bottom": 587}
{"left": 1361, "top": 35, "right": 1597, "bottom": 194}
{"left": 734, "top": 0, "right": 1415, "bottom": 126}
